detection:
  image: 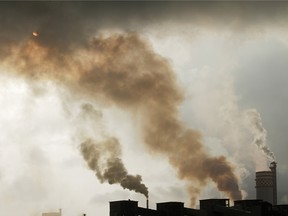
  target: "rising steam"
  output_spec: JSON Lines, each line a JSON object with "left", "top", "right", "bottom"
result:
{"left": 1, "top": 33, "right": 242, "bottom": 204}
{"left": 244, "top": 109, "right": 275, "bottom": 162}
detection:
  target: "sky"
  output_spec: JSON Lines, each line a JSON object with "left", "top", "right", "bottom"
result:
{"left": 0, "top": 1, "right": 287, "bottom": 216}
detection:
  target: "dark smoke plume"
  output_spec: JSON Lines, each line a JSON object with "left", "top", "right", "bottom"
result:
{"left": 80, "top": 138, "right": 149, "bottom": 198}
{"left": 78, "top": 103, "right": 148, "bottom": 197}
{"left": 0, "top": 0, "right": 246, "bottom": 201}
{"left": 2, "top": 33, "right": 242, "bottom": 204}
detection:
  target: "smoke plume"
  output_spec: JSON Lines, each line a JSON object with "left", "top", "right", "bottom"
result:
{"left": 2, "top": 4, "right": 241, "bottom": 200}
{"left": 80, "top": 138, "right": 148, "bottom": 198}
{"left": 244, "top": 109, "right": 275, "bottom": 162}
{"left": 1, "top": 2, "right": 288, "bottom": 215}
{"left": 78, "top": 103, "right": 149, "bottom": 197}
{"left": 1, "top": 31, "right": 242, "bottom": 204}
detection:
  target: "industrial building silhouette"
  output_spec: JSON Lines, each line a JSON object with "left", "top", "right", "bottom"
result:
{"left": 109, "top": 199, "right": 288, "bottom": 216}
{"left": 42, "top": 162, "right": 287, "bottom": 216}
{"left": 109, "top": 162, "right": 287, "bottom": 216}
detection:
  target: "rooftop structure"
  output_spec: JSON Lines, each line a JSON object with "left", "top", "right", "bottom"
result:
{"left": 109, "top": 199, "right": 287, "bottom": 216}
{"left": 42, "top": 209, "right": 62, "bottom": 216}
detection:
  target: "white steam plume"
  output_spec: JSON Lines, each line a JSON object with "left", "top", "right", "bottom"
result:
{"left": 244, "top": 109, "right": 275, "bottom": 162}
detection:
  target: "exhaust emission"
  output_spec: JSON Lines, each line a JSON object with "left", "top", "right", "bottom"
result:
{"left": 3, "top": 33, "right": 241, "bottom": 204}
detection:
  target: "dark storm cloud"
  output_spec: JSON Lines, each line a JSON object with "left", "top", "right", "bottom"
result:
{"left": 1, "top": 1, "right": 288, "bottom": 55}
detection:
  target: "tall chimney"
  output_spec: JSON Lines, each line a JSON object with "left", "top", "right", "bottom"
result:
{"left": 146, "top": 199, "right": 149, "bottom": 209}
{"left": 255, "top": 161, "right": 278, "bottom": 205}
{"left": 270, "top": 161, "right": 277, "bottom": 205}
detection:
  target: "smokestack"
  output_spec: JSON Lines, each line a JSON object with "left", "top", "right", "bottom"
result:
{"left": 269, "top": 161, "right": 277, "bottom": 205}
{"left": 146, "top": 199, "right": 149, "bottom": 209}
{"left": 255, "top": 161, "right": 277, "bottom": 205}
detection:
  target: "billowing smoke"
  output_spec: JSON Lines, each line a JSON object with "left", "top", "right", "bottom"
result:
{"left": 244, "top": 109, "right": 275, "bottom": 162}
{"left": 0, "top": 1, "right": 246, "bottom": 201}
{"left": 143, "top": 107, "right": 242, "bottom": 204}
{"left": 1, "top": 33, "right": 242, "bottom": 204}
{"left": 78, "top": 103, "right": 149, "bottom": 197}
{"left": 1, "top": 2, "right": 288, "bottom": 214}
{"left": 80, "top": 138, "right": 148, "bottom": 198}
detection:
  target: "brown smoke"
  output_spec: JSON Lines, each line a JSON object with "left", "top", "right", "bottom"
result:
{"left": 80, "top": 138, "right": 148, "bottom": 197}
{"left": 2, "top": 33, "right": 242, "bottom": 204}
{"left": 143, "top": 108, "right": 242, "bottom": 205}
{"left": 78, "top": 103, "right": 149, "bottom": 197}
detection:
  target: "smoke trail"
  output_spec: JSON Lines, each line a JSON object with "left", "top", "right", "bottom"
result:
{"left": 78, "top": 103, "right": 149, "bottom": 197}
{"left": 1, "top": 33, "right": 242, "bottom": 204}
{"left": 80, "top": 138, "right": 149, "bottom": 198}
{"left": 143, "top": 109, "right": 242, "bottom": 204}
{"left": 244, "top": 109, "right": 275, "bottom": 161}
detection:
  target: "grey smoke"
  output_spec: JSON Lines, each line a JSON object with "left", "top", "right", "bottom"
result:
{"left": 1, "top": 31, "right": 242, "bottom": 205}
{"left": 5, "top": 0, "right": 287, "bottom": 204}
{"left": 244, "top": 109, "right": 275, "bottom": 161}
{"left": 80, "top": 138, "right": 148, "bottom": 198}
{"left": 78, "top": 103, "right": 148, "bottom": 197}
{"left": 0, "top": 2, "right": 287, "bottom": 215}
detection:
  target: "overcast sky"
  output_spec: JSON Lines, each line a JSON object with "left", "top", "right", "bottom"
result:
{"left": 0, "top": 2, "right": 287, "bottom": 216}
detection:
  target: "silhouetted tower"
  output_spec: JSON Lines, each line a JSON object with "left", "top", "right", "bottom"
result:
{"left": 270, "top": 161, "right": 277, "bottom": 205}
{"left": 255, "top": 162, "right": 277, "bottom": 205}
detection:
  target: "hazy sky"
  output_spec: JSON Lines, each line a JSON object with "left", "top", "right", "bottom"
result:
{"left": 0, "top": 2, "right": 287, "bottom": 216}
